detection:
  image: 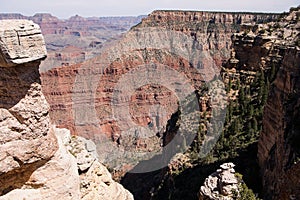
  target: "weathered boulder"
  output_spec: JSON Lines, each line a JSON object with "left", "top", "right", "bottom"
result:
{"left": 199, "top": 163, "right": 239, "bottom": 200}
{"left": 0, "top": 127, "right": 81, "bottom": 200}
{"left": 0, "top": 20, "right": 47, "bottom": 67}
{"left": 67, "top": 135, "right": 134, "bottom": 200}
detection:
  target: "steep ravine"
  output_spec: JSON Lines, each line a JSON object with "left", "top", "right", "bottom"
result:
{"left": 221, "top": 7, "right": 300, "bottom": 200}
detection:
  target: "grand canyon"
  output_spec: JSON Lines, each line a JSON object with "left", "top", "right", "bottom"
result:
{"left": 0, "top": 5, "right": 299, "bottom": 200}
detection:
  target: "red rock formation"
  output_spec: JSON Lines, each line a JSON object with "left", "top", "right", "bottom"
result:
{"left": 41, "top": 64, "right": 81, "bottom": 134}
{"left": 29, "top": 13, "right": 65, "bottom": 35}
{"left": 40, "top": 11, "right": 279, "bottom": 172}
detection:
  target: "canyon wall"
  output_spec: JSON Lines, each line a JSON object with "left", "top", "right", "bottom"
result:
{"left": 3, "top": 8, "right": 299, "bottom": 200}
{"left": 40, "top": 10, "right": 280, "bottom": 176}
{"left": 223, "top": 8, "right": 300, "bottom": 200}
{"left": 256, "top": 9, "right": 300, "bottom": 200}
{"left": 0, "top": 19, "right": 133, "bottom": 200}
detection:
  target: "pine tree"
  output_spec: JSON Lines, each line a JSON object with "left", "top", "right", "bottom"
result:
{"left": 239, "top": 86, "right": 245, "bottom": 103}
{"left": 259, "top": 70, "right": 265, "bottom": 87}
{"left": 236, "top": 78, "right": 241, "bottom": 90}
{"left": 253, "top": 117, "right": 258, "bottom": 133}
{"left": 270, "top": 63, "right": 277, "bottom": 81}
{"left": 247, "top": 121, "right": 252, "bottom": 133}
{"left": 249, "top": 105, "right": 254, "bottom": 117}
{"left": 227, "top": 77, "right": 232, "bottom": 93}
{"left": 262, "top": 84, "right": 269, "bottom": 104}
{"left": 227, "top": 101, "right": 233, "bottom": 122}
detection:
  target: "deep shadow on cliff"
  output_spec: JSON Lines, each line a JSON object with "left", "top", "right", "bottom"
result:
{"left": 121, "top": 143, "right": 261, "bottom": 200}
{"left": 0, "top": 64, "right": 40, "bottom": 109}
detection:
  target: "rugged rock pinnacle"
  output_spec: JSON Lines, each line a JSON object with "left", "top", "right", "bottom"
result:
{"left": 0, "top": 19, "right": 133, "bottom": 200}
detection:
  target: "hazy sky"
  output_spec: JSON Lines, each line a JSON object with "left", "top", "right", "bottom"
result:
{"left": 1, "top": 0, "right": 299, "bottom": 19}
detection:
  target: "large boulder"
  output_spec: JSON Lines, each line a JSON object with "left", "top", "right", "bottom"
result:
{"left": 0, "top": 127, "right": 81, "bottom": 200}
{"left": 0, "top": 20, "right": 47, "bottom": 67}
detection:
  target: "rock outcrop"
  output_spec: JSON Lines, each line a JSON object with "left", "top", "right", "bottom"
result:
{"left": 199, "top": 163, "right": 239, "bottom": 200}
{"left": 0, "top": 20, "right": 47, "bottom": 66}
{"left": 0, "top": 19, "right": 133, "bottom": 200}
{"left": 0, "top": 127, "right": 81, "bottom": 200}
{"left": 67, "top": 135, "right": 134, "bottom": 200}
{"left": 0, "top": 19, "right": 58, "bottom": 196}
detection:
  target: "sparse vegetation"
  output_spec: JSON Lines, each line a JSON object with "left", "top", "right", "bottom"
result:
{"left": 150, "top": 56, "right": 280, "bottom": 199}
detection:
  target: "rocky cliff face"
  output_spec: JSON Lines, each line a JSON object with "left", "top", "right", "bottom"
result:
{"left": 0, "top": 19, "right": 133, "bottom": 200}
{"left": 223, "top": 7, "right": 300, "bottom": 200}
{"left": 256, "top": 9, "right": 300, "bottom": 200}
{"left": 138, "top": 10, "right": 279, "bottom": 65}
{"left": 0, "top": 19, "right": 59, "bottom": 196}
{"left": 119, "top": 9, "right": 300, "bottom": 200}
{"left": 142, "top": 10, "right": 279, "bottom": 24}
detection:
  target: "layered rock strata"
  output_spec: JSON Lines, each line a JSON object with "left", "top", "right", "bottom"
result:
{"left": 40, "top": 11, "right": 279, "bottom": 171}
